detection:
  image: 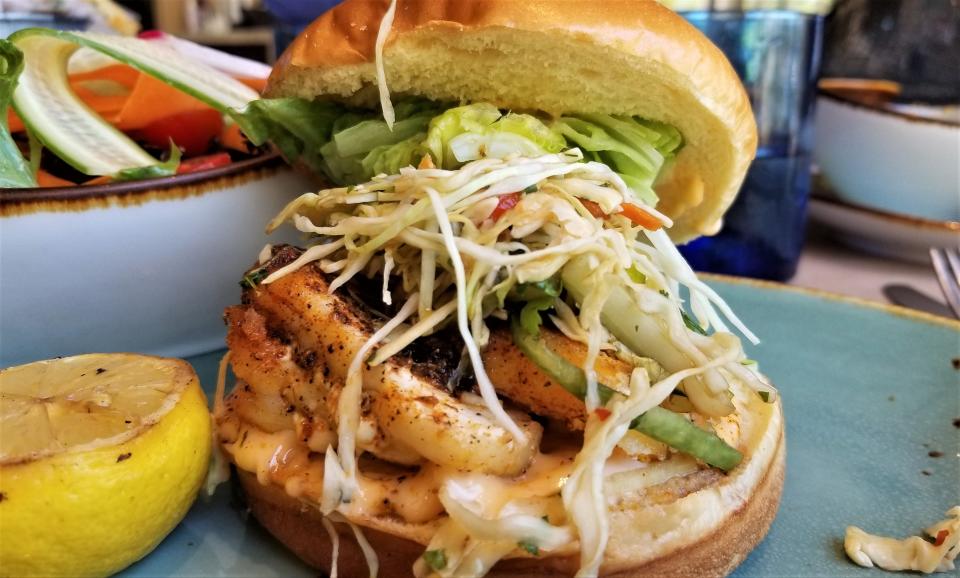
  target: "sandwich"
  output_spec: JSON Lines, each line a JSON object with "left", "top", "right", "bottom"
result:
{"left": 214, "top": 1, "right": 784, "bottom": 576}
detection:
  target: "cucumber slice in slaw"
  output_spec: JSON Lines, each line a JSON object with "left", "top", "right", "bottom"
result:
{"left": 8, "top": 28, "right": 262, "bottom": 177}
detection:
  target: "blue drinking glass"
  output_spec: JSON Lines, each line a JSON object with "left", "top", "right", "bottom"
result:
{"left": 678, "top": 9, "right": 825, "bottom": 281}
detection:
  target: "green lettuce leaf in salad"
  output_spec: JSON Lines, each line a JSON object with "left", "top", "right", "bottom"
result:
{"left": 0, "top": 41, "right": 37, "bottom": 188}
{"left": 112, "top": 143, "right": 182, "bottom": 181}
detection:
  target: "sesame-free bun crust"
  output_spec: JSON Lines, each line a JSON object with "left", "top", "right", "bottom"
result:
{"left": 236, "top": 396, "right": 783, "bottom": 578}
{"left": 265, "top": 0, "right": 757, "bottom": 241}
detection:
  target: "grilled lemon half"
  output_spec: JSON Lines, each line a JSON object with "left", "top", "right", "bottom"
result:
{"left": 0, "top": 353, "right": 211, "bottom": 578}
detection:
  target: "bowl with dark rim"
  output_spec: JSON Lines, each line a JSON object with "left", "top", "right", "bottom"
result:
{"left": 0, "top": 153, "right": 318, "bottom": 367}
{"left": 813, "top": 78, "right": 960, "bottom": 222}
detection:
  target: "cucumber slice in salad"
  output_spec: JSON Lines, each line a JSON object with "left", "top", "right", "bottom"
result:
{"left": 7, "top": 28, "right": 261, "bottom": 177}
{"left": 0, "top": 41, "right": 35, "bottom": 187}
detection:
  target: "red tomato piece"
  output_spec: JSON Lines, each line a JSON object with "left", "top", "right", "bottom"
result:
{"left": 177, "top": 152, "right": 232, "bottom": 175}
{"left": 490, "top": 192, "right": 521, "bottom": 221}
{"left": 137, "top": 109, "right": 224, "bottom": 157}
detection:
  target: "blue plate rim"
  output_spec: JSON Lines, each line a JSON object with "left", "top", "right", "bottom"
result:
{"left": 704, "top": 273, "right": 960, "bottom": 331}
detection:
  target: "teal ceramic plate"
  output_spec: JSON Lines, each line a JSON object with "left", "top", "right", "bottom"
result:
{"left": 121, "top": 279, "right": 960, "bottom": 577}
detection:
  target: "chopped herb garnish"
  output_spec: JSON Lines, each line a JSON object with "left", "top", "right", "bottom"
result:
{"left": 627, "top": 265, "right": 647, "bottom": 284}
{"left": 657, "top": 289, "right": 708, "bottom": 335}
{"left": 512, "top": 277, "right": 562, "bottom": 300}
{"left": 519, "top": 540, "right": 540, "bottom": 556}
{"left": 758, "top": 391, "right": 771, "bottom": 403}
{"left": 523, "top": 184, "right": 538, "bottom": 193}
{"left": 740, "top": 359, "right": 757, "bottom": 366}
{"left": 423, "top": 549, "right": 447, "bottom": 571}
{"left": 240, "top": 268, "right": 268, "bottom": 289}
{"left": 681, "top": 310, "right": 708, "bottom": 335}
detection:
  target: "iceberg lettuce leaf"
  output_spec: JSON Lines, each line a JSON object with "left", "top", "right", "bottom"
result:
{"left": 240, "top": 98, "right": 342, "bottom": 173}
{"left": 426, "top": 103, "right": 564, "bottom": 168}
{"left": 426, "top": 103, "right": 502, "bottom": 167}
{"left": 553, "top": 114, "right": 684, "bottom": 205}
{"left": 361, "top": 132, "right": 428, "bottom": 177}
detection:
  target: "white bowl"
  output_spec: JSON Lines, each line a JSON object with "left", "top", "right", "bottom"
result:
{"left": 809, "top": 195, "right": 960, "bottom": 263}
{"left": 813, "top": 92, "right": 960, "bottom": 221}
{"left": 0, "top": 155, "right": 315, "bottom": 367}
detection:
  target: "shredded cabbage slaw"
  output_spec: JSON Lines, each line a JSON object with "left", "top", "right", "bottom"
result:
{"left": 258, "top": 142, "right": 774, "bottom": 576}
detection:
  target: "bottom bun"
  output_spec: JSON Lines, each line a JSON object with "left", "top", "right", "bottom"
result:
{"left": 237, "top": 435, "right": 784, "bottom": 578}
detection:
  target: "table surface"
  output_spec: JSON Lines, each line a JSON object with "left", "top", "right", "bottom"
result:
{"left": 790, "top": 234, "right": 944, "bottom": 304}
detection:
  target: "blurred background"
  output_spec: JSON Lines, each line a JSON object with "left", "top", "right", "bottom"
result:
{"left": 2, "top": 0, "right": 958, "bottom": 283}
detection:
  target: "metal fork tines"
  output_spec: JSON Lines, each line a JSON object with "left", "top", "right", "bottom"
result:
{"left": 930, "top": 247, "right": 960, "bottom": 319}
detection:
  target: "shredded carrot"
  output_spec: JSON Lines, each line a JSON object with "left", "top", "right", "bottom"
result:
{"left": 579, "top": 198, "right": 607, "bottom": 219}
{"left": 935, "top": 530, "right": 950, "bottom": 547}
{"left": 579, "top": 198, "right": 662, "bottom": 231}
{"left": 418, "top": 154, "right": 436, "bottom": 170}
{"left": 619, "top": 202, "right": 662, "bottom": 230}
{"left": 595, "top": 408, "right": 612, "bottom": 421}
{"left": 36, "top": 170, "right": 75, "bottom": 188}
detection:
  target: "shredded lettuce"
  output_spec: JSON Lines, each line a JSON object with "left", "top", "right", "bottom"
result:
{"left": 238, "top": 99, "right": 679, "bottom": 202}
{"left": 242, "top": 98, "right": 439, "bottom": 184}
{"left": 333, "top": 114, "right": 431, "bottom": 157}
{"left": 0, "top": 41, "right": 36, "bottom": 188}
{"left": 553, "top": 114, "right": 683, "bottom": 205}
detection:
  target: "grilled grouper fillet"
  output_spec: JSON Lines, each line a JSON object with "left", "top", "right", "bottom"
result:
{"left": 217, "top": 246, "right": 784, "bottom": 576}
{"left": 226, "top": 247, "right": 543, "bottom": 477}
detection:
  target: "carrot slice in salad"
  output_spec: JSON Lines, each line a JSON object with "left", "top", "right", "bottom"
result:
{"left": 110, "top": 73, "right": 212, "bottom": 131}
{"left": 219, "top": 122, "right": 250, "bottom": 153}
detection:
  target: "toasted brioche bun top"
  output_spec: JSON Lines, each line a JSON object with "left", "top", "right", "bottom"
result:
{"left": 265, "top": 0, "right": 757, "bottom": 240}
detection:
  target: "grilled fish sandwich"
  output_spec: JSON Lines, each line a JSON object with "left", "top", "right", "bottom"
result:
{"left": 215, "top": 1, "right": 784, "bottom": 576}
